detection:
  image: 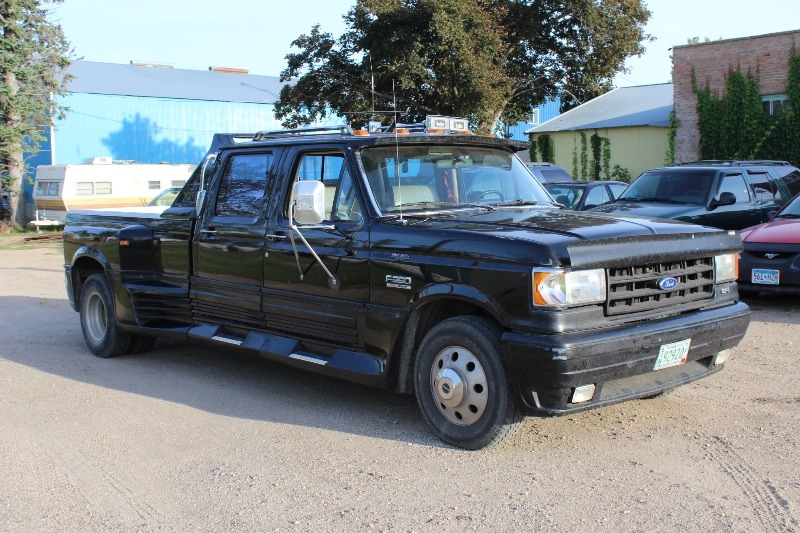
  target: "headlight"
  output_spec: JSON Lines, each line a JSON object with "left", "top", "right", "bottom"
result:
{"left": 533, "top": 268, "right": 606, "bottom": 307}
{"left": 715, "top": 253, "right": 738, "bottom": 283}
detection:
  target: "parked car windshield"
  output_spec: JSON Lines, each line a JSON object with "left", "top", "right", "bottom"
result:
{"left": 619, "top": 170, "right": 716, "bottom": 205}
{"left": 776, "top": 193, "right": 800, "bottom": 218}
{"left": 359, "top": 145, "right": 552, "bottom": 213}
{"left": 543, "top": 183, "right": 585, "bottom": 209}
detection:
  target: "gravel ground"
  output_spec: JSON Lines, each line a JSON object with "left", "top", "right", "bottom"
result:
{"left": 0, "top": 244, "right": 798, "bottom": 531}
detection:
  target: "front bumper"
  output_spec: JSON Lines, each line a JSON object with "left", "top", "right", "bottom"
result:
{"left": 502, "top": 302, "right": 751, "bottom": 416}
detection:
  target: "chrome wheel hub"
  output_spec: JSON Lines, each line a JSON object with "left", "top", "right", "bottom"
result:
{"left": 430, "top": 345, "right": 488, "bottom": 426}
{"left": 84, "top": 292, "right": 107, "bottom": 344}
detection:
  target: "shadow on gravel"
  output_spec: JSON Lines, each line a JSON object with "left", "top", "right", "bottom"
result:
{"left": 739, "top": 293, "right": 800, "bottom": 325}
{"left": 1, "top": 295, "right": 442, "bottom": 448}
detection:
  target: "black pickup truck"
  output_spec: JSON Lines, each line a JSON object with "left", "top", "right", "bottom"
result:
{"left": 63, "top": 120, "right": 751, "bottom": 449}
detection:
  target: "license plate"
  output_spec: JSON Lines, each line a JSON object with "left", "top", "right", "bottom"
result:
{"left": 654, "top": 338, "right": 691, "bottom": 370}
{"left": 752, "top": 268, "right": 780, "bottom": 285}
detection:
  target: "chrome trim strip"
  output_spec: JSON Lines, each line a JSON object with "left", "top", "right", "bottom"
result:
{"left": 289, "top": 353, "right": 328, "bottom": 366}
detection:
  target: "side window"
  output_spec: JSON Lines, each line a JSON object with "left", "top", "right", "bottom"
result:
{"left": 583, "top": 185, "right": 609, "bottom": 208}
{"left": 747, "top": 171, "right": 782, "bottom": 203}
{"left": 716, "top": 174, "right": 751, "bottom": 203}
{"left": 608, "top": 183, "right": 627, "bottom": 199}
{"left": 215, "top": 153, "right": 274, "bottom": 218}
{"left": 777, "top": 169, "right": 800, "bottom": 197}
{"left": 291, "top": 152, "right": 362, "bottom": 222}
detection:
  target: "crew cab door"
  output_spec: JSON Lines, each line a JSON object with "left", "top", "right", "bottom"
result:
{"left": 193, "top": 150, "right": 280, "bottom": 329}
{"left": 747, "top": 170, "right": 787, "bottom": 222}
{"left": 262, "top": 146, "right": 369, "bottom": 348}
{"left": 701, "top": 171, "right": 761, "bottom": 230}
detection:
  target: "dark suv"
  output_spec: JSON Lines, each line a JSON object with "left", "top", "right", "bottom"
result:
{"left": 589, "top": 160, "right": 800, "bottom": 230}
{"left": 525, "top": 162, "right": 573, "bottom": 183}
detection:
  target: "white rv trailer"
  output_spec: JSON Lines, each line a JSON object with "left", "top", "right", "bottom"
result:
{"left": 33, "top": 158, "right": 196, "bottom": 223}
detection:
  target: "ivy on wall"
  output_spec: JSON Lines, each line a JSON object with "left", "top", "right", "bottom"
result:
{"left": 579, "top": 133, "right": 588, "bottom": 180}
{"left": 527, "top": 133, "right": 555, "bottom": 163}
{"left": 693, "top": 50, "right": 800, "bottom": 166}
{"left": 534, "top": 130, "right": 628, "bottom": 181}
{"left": 665, "top": 109, "right": 678, "bottom": 165}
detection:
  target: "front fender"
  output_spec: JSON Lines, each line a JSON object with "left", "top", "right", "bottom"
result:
{"left": 71, "top": 245, "right": 113, "bottom": 271}
{"left": 411, "top": 282, "right": 508, "bottom": 326}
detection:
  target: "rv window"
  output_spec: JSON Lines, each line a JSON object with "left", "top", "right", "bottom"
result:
{"left": 148, "top": 180, "right": 161, "bottom": 190}
{"left": 36, "top": 181, "right": 60, "bottom": 196}
{"left": 77, "top": 182, "right": 93, "bottom": 195}
{"left": 77, "top": 182, "right": 112, "bottom": 195}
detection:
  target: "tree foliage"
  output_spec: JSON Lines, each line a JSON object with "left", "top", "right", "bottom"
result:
{"left": 0, "top": 0, "right": 71, "bottom": 226}
{"left": 275, "top": 0, "right": 651, "bottom": 133}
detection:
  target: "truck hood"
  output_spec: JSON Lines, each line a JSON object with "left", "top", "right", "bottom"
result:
{"left": 386, "top": 207, "right": 741, "bottom": 268}
{"left": 587, "top": 201, "right": 702, "bottom": 221}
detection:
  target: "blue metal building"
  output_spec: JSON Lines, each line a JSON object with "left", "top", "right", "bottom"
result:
{"left": 24, "top": 60, "right": 293, "bottom": 214}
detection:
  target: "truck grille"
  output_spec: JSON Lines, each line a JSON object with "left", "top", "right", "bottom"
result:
{"left": 606, "top": 257, "right": 714, "bottom": 316}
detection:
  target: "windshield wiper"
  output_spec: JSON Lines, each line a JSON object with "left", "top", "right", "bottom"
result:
{"left": 392, "top": 201, "right": 451, "bottom": 209}
{"left": 458, "top": 203, "right": 495, "bottom": 211}
{"left": 775, "top": 213, "right": 800, "bottom": 219}
{"left": 493, "top": 199, "right": 539, "bottom": 207}
{"left": 619, "top": 197, "right": 686, "bottom": 204}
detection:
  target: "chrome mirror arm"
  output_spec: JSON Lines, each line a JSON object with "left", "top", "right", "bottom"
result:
{"left": 287, "top": 201, "right": 339, "bottom": 288}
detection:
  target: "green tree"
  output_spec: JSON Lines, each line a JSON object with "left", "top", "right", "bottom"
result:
{"left": 0, "top": 0, "right": 71, "bottom": 227}
{"left": 275, "top": 0, "right": 651, "bottom": 133}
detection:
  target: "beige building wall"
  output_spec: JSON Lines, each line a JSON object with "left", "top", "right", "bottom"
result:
{"left": 543, "top": 126, "right": 669, "bottom": 181}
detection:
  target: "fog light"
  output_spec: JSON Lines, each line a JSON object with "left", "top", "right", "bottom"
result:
{"left": 714, "top": 349, "right": 732, "bottom": 366}
{"left": 571, "top": 384, "right": 596, "bottom": 403}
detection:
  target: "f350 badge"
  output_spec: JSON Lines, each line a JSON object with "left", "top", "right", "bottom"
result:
{"left": 386, "top": 275, "right": 412, "bottom": 290}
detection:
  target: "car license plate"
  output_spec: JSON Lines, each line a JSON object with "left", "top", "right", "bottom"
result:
{"left": 654, "top": 338, "right": 691, "bottom": 371}
{"left": 752, "top": 268, "right": 780, "bottom": 285}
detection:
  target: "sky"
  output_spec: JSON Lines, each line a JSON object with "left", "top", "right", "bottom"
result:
{"left": 52, "top": 0, "right": 799, "bottom": 88}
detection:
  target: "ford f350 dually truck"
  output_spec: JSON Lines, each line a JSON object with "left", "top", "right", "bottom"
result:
{"left": 63, "top": 119, "right": 751, "bottom": 449}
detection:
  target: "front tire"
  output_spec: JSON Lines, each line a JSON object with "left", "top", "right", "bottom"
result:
{"left": 414, "top": 316, "right": 522, "bottom": 450}
{"left": 79, "top": 274, "right": 131, "bottom": 358}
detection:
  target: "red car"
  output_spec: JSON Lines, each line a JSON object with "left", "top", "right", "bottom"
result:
{"left": 737, "top": 192, "right": 800, "bottom": 294}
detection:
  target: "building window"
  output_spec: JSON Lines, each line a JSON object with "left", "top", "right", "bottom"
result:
{"left": 762, "top": 94, "right": 788, "bottom": 116}
{"left": 171, "top": 180, "right": 186, "bottom": 187}
{"left": 148, "top": 180, "right": 161, "bottom": 190}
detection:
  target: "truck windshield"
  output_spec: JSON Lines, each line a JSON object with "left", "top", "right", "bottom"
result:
{"left": 359, "top": 145, "right": 551, "bottom": 213}
{"left": 619, "top": 170, "right": 716, "bottom": 205}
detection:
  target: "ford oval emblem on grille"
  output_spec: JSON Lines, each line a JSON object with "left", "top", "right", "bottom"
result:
{"left": 658, "top": 277, "right": 678, "bottom": 290}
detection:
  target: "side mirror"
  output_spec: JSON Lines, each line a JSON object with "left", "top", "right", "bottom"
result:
{"left": 287, "top": 180, "right": 338, "bottom": 289}
{"left": 709, "top": 191, "right": 736, "bottom": 209}
{"left": 767, "top": 210, "right": 778, "bottom": 220}
{"left": 293, "top": 180, "right": 325, "bottom": 225}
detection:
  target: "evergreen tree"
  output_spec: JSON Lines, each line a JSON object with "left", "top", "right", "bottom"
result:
{"left": 0, "top": 0, "right": 71, "bottom": 226}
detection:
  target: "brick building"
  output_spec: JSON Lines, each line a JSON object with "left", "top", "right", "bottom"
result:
{"left": 672, "top": 29, "right": 800, "bottom": 163}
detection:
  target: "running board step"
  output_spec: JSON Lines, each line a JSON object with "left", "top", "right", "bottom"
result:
{"left": 289, "top": 353, "right": 328, "bottom": 366}
{"left": 211, "top": 335, "right": 243, "bottom": 346}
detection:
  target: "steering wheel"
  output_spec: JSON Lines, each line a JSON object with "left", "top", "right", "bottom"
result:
{"left": 471, "top": 190, "right": 504, "bottom": 202}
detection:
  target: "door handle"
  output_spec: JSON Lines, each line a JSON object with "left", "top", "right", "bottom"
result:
{"left": 266, "top": 231, "right": 287, "bottom": 241}
{"left": 200, "top": 227, "right": 218, "bottom": 236}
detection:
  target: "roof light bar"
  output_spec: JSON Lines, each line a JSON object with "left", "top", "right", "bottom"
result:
{"left": 426, "top": 115, "right": 470, "bottom": 133}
